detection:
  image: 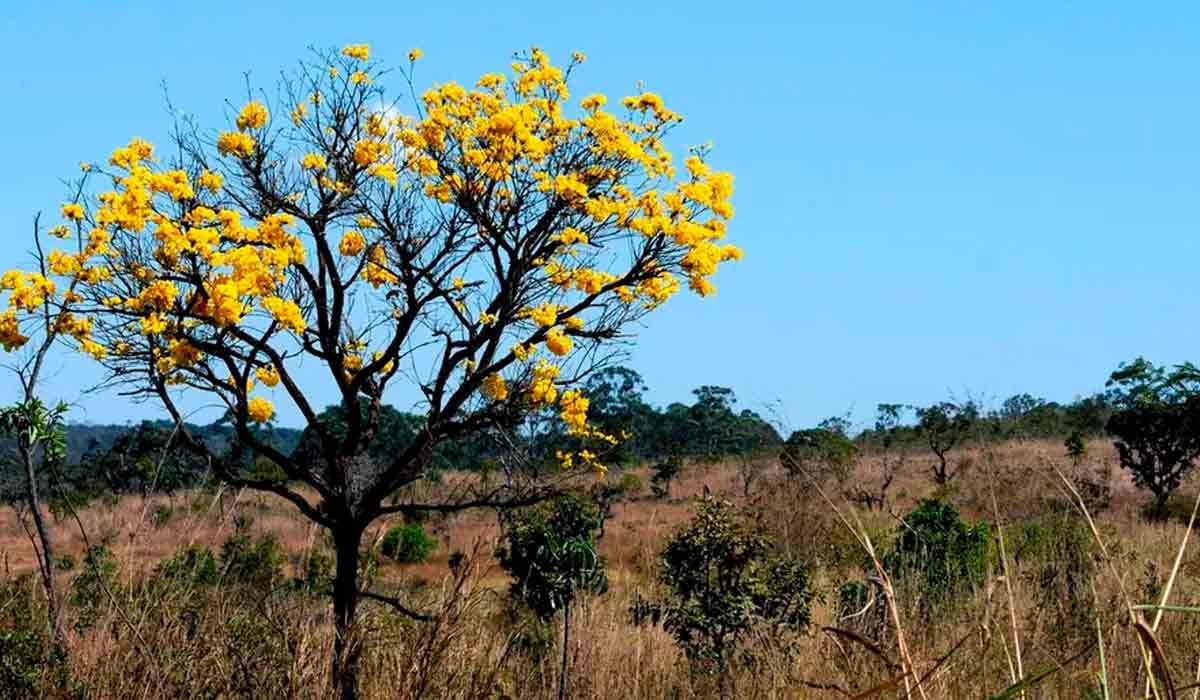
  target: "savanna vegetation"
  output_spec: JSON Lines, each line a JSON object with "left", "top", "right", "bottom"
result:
{"left": 2, "top": 41, "right": 1200, "bottom": 700}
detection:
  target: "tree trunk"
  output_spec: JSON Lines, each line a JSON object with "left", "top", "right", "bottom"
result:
{"left": 559, "top": 603, "right": 571, "bottom": 700}
{"left": 331, "top": 523, "right": 365, "bottom": 700}
{"left": 21, "top": 444, "right": 66, "bottom": 658}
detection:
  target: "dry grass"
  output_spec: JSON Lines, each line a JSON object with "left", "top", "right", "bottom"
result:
{"left": 4, "top": 438, "right": 1200, "bottom": 698}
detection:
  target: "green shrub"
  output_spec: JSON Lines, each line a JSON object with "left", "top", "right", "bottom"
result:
{"left": 155, "top": 544, "right": 220, "bottom": 586}
{"left": 654, "top": 498, "right": 813, "bottom": 683}
{"left": 298, "top": 549, "right": 334, "bottom": 593}
{"left": 497, "top": 494, "right": 606, "bottom": 620}
{"left": 650, "top": 455, "right": 682, "bottom": 498}
{"left": 71, "top": 544, "right": 118, "bottom": 632}
{"left": 0, "top": 630, "right": 43, "bottom": 698}
{"left": 885, "top": 499, "right": 991, "bottom": 610}
{"left": 380, "top": 524, "right": 435, "bottom": 563}
{"left": 780, "top": 427, "right": 857, "bottom": 483}
{"left": 219, "top": 533, "right": 285, "bottom": 589}
{"left": 1012, "top": 510, "right": 1095, "bottom": 650}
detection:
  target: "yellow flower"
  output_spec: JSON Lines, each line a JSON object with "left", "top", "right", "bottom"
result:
{"left": 256, "top": 365, "right": 281, "bottom": 387}
{"left": 236, "top": 101, "right": 269, "bottom": 131}
{"left": 526, "top": 303, "right": 557, "bottom": 327}
{"left": 511, "top": 343, "right": 535, "bottom": 362}
{"left": 61, "top": 203, "right": 84, "bottom": 221}
{"left": 342, "top": 44, "right": 370, "bottom": 61}
{"left": 247, "top": 397, "right": 274, "bottom": 423}
{"left": 481, "top": 373, "right": 508, "bottom": 401}
{"left": 368, "top": 162, "right": 398, "bottom": 186}
{"left": 528, "top": 360, "right": 559, "bottom": 406}
{"left": 197, "top": 170, "right": 223, "bottom": 193}
{"left": 479, "top": 311, "right": 497, "bottom": 325}
{"left": 559, "top": 389, "right": 589, "bottom": 434}
{"left": 349, "top": 71, "right": 370, "bottom": 85}
{"left": 217, "top": 131, "right": 256, "bottom": 158}
{"left": 47, "top": 225, "right": 71, "bottom": 239}
{"left": 408, "top": 48, "right": 423, "bottom": 62}
{"left": 300, "top": 152, "right": 327, "bottom": 171}
{"left": 0, "top": 312, "right": 28, "bottom": 351}
{"left": 262, "top": 296, "right": 306, "bottom": 334}
{"left": 338, "top": 230, "right": 366, "bottom": 256}
{"left": 290, "top": 101, "right": 308, "bottom": 126}
{"left": 545, "top": 327, "right": 573, "bottom": 356}
{"left": 580, "top": 94, "right": 606, "bottom": 112}
{"left": 353, "top": 139, "right": 390, "bottom": 167}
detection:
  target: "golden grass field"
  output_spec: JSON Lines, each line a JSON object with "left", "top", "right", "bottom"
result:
{"left": 3, "top": 438, "right": 1200, "bottom": 698}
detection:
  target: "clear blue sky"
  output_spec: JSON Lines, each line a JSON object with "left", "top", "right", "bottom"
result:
{"left": 1, "top": 2, "right": 1198, "bottom": 430}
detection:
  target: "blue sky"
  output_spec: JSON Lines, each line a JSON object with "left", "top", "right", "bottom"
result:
{"left": 1, "top": 2, "right": 1198, "bottom": 430}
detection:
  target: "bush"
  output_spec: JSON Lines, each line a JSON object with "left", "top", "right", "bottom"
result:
{"left": 780, "top": 427, "right": 857, "bottom": 483}
{"left": 654, "top": 498, "right": 813, "bottom": 684}
{"left": 154, "top": 544, "right": 219, "bottom": 586}
{"left": 71, "top": 544, "right": 118, "bottom": 632}
{"left": 650, "top": 455, "right": 682, "bottom": 499}
{"left": 885, "top": 499, "right": 990, "bottom": 610}
{"left": 299, "top": 549, "right": 334, "bottom": 593}
{"left": 497, "top": 494, "right": 607, "bottom": 620}
{"left": 219, "top": 533, "right": 285, "bottom": 589}
{"left": 1012, "top": 510, "right": 1095, "bottom": 650}
{"left": 380, "top": 524, "right": 435, "bottom": 563}
{"left": 0, "top": 630, "right": 42, "bottom": 698}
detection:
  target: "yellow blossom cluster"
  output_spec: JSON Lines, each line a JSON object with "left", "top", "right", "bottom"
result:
{"left": 236, "top": 102, "right": 269, "bottom": 131}
{"left": 338, "top": 230, "right": 366, "bottom": 256}
{"left": 342, "top": 44, "right": 370, "bottom": 61}
{"left": 527, "top": 359, "right": 559, "bottom": 406}
{"left": 480, "top": 373, "right": 508, "bottom": 401}
{"left": 262, "top": 296, "right": 307, "bottom": 334}
{"left": 544, "top": 327, "right": 573, "bottom": 356}
{"left": 247, "top": 396, "right": 275, "bottom": 423}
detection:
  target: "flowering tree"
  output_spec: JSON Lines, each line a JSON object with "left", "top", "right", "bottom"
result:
{"left": 1, "top": 44, "right": 739, "bottom": 698}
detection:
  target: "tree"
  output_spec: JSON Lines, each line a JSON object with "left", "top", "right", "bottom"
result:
{"left": 583, "top": 366, "right": 654, "bottom": 461}
{"left": 497, "top": 493, "right": 606, "bottom": 700}
{"left": 1104, "top": 358, "right": 1200, "bottom": 514}
{"left": 1107, "top": 399, "right": 1200, "bottom": 514}
{"left": 82, "top": 420, "right": 210, "bottom": 494}
{"left": 0, "top": 44, "right": 740, "bottom": 698}
{"left": 847, "top": 403, "right": 909, "bottom": 510}
{"left": 915, "top": 401, "right": 978, "bottom": 485}
{"left": 0, "top": 399, "right": 70, "bottom": 658}
{"left": 653, "top": 498, "right": 812, "bottom": 697}
{"left": 780, "top": 420, "right": 858, "bottom": 483}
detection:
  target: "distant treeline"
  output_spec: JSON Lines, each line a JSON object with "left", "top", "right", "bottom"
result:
{"left": 0, "top": 366, "right": 1116, "bottom": 501}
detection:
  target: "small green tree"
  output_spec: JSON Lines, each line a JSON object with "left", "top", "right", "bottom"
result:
{"left": 885, "top": 499, "right": 991, "bottom": 611}
{"left": 655, "top": 498, "right": 813, "bottom": 697}
{"left": 1104, "top": 358, "right": 1200, "bottom": 514}
{"left": 780, "top": 420, "right": 857, "bottom": 483}
{"left": 650, "top": 454, "right": 683, "bottom": 499}
{"left": 1064, "top": 431, "right": 1087, "bottom": 464}
{"left": 380, "top": 524, "right": 435, "bottom": 563}
{"left": 0, "top": 399, "right": 70, "bottom": 655}
{"left": 497, "top": 494, "right": 607, "bottom": 700}
{"left": 915, "top": 401, "right": 978, "bottom": 485}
